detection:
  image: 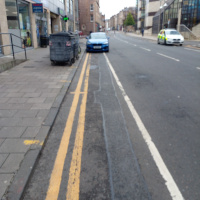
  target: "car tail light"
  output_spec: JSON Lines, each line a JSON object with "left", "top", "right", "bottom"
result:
{"left": 49, "top": 41, "right": 52, "bottom": 46}
{"left": 66, "top": 41, "right": 71, "bottom": 46}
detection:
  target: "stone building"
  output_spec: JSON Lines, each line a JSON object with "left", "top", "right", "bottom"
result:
{"left": 79, "top": 0, "right": 103, "bottom": 35}
{"left": 109, "top": 7, "right": 137, "bottom": 31}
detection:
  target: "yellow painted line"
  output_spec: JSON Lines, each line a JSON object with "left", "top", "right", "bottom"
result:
{"left": 60, "top": 80, "right": 71, "bottom": 83}
{"left": 66, "top": 56, "right": 90, "bottom": 200}
{"left": 70, "top": 92, "right": 86, "bottom": 94}
{"left": 45, "top": 53, "right": 89, "bottom": 200}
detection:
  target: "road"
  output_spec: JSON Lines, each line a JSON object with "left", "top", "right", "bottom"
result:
{"left": 23, "top": 32, "right": 200, "bottom": 200}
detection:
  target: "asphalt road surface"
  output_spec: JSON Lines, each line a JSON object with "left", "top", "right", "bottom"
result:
{"left": 23, "top": 32, "right": 200, "bottom": 200}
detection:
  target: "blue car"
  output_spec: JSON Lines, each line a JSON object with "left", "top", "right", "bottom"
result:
{"left": 86, "top": 32, "right": 109, "bottom": 52}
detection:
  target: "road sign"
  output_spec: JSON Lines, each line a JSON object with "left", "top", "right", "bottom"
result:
{"left": 32, "top": 4, "right": 43, "bottom": 13}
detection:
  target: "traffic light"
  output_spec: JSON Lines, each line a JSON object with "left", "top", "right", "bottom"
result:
{"left": 63, "top": 15, "right": 69, "bottom": 22}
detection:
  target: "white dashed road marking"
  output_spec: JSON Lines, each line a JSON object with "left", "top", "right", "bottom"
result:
{"left": 184, "top": 48, "right": 200, "bottom": 53}
{"left": 157, "top": 53, "right": 180, "bottom": 62}
{"left": 140, "top": 47, "right": 151, "bottom": 51}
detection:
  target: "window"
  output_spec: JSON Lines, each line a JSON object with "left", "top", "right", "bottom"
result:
{"left": 5, "top": 0, "right": 19, "bottom": 29}
{"left": 67, "top": 0, "right": 70, "bottom": 13}
{"left": 90, "top": 4, "right": 93, "bottom": 11}
{"left": 90, "top": 15, "right": 93, "bottom": 22}
{"left": 70, "top": 0, "right": 73, "bottom": 14}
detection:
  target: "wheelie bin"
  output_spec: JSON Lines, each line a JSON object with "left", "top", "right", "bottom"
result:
{"left": 49, "top": 32, "right": 75, "bottom": 65}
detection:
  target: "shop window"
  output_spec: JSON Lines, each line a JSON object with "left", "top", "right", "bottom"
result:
{"left": 5, "top": 0, "right": 19, "bottom": 29}
{"left": 18, "top": 2, "right": 32, "bottom": 47}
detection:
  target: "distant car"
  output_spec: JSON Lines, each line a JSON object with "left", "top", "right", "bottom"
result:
{"left": 86, "top": 32, "right": 109, "bottom": 52}
{"left": 157, "top": 29, "right": 184, "bottom": 46}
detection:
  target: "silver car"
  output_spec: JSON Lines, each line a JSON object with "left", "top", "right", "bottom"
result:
{"left": 157, "top": 29, "right": 184, "bottom": 46}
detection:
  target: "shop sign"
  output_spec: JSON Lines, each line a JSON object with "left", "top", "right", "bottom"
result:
{"left": 58, "top": 8, "right": 66, "bottom": 16}
{"left": 32, "top": 3, "right": 43, "bottom": 13}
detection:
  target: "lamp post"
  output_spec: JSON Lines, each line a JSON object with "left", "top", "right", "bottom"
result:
{"left": 158, "top": 1, "right": 167, "bottom": 33}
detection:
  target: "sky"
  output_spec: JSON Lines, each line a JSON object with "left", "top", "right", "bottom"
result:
{"left": 99, "top": 0, "right": 136, "bottom": 19}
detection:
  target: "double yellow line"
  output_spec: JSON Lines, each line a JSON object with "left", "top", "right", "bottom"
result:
{"left": 45, "top": 53, "right": 90, "bottom": 200}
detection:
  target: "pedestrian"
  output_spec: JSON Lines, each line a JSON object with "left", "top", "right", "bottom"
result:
{"left": 141, "top": 28, "right": 144, "bottom": 37}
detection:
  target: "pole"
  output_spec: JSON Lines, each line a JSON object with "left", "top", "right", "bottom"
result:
{"left": 10, "top": 34, "right": 15, "bottom": 60}
{"left": 158, "top": 0, "right": 161, "bottom": 33}
{"left": 73, "top": 0, "right": 76, "bottom": 32}
{"left": 24, "top": 40, "right": 27, "bottom": 60}
{"left": 177, "top": 0, "right": 182, "bottom": 32}
{"left": 93, "top": 3, "right": 95, "bottom": 32}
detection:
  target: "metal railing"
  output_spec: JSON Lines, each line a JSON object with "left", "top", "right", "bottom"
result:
{"left": 177, "top": 24, "right": 198, "bottom": 40}
{"left": 0, "top": 33, "right": 27, "bottom": 60}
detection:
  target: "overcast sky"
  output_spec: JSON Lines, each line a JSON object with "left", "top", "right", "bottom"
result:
{"left": 99, "top": 0, "right": 136, "bottom": 19}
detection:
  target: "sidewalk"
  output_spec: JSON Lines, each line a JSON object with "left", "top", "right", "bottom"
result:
{"left": 0, "top": 39, "right": 86, "bottom": 200}
{"left": 123, "top": 32, "right": 200, "bottom": 48}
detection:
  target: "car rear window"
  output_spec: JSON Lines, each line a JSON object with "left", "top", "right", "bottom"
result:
{"left": 90, "top": 33, "right": 107, "bottom": 39}
{"left": 165, "top": 31, "right": 180, "bottom": 35}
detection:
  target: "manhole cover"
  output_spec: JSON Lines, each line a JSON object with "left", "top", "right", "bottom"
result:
{"left": 90, "top": 65, "right": 98, "bottom": 70}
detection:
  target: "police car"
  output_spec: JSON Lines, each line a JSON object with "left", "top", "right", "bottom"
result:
{"left": 157, "top": 29, "right": 184, "bottom": 46}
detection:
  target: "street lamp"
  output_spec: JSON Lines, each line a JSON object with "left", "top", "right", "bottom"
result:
{"left": 158, "top": 1, "right": 167, "bottom": 33}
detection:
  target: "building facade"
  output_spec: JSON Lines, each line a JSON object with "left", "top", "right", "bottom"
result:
{"left": 137, "top": 0, "right": 200, "bottom": 36}
{"left": 79, "top": 0, "right": 104, "bottom": 35}
{"left": 0, "top": 0, "right": 79, "bottom": 56}
{"left": 109, "top": 7, "right": 137, "bottom": 31}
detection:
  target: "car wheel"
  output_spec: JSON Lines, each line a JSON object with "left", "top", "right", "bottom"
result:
{"left": 164, "top": 39, "right": 166, "bottom": 45}
{"left": 180, "top": 44, "right": 182, "bottom": 46}
{"left": 157, "top": 39, "right": 160, "bottom": 44}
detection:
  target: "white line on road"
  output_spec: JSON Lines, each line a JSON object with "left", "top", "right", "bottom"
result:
{"left": 157, "top": 53, "right": 180, "bottom": 62}
{"left": 104, "top": 53, "right": 184, "bottom": 200}
{"left": 140, "top": 47, "right": 151, "bottom": 51}
{"left": 197, "top": 67, "right": 200, "bottom": 70}
{"left": 184, "top": 48, "right": 200, "bottom": 53}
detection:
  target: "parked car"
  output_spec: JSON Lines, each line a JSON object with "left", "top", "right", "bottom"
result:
{"left": 86, "top": 32, "right": 109, "bottom": 52}
{"left": 157, "top": 29, "right": 184, "bottom": 46}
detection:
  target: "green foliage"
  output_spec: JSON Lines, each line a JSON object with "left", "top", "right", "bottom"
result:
{"left": 124, "top": 13, "right": 135, "bottom": 26}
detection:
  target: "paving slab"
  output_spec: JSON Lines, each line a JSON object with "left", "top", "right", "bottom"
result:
{"left": 0, "top": 154, "right": 24, "bottom": 173}
{"left": 0, "top": 127, "right": 26, "bottom": 138}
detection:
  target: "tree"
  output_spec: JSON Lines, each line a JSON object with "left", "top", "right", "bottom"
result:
{"left": 124, "top": 13, "right": 135, "bottom": 26}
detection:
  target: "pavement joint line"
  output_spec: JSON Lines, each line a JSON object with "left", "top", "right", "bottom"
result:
{"left": 5, "top": 43, "right": 86, "bottom": 200}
